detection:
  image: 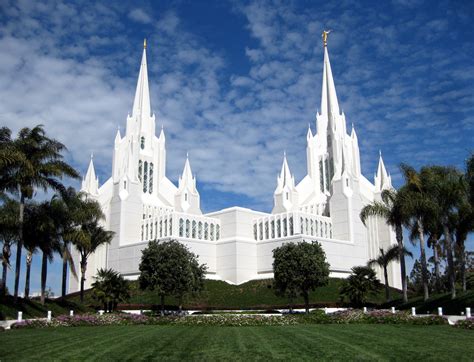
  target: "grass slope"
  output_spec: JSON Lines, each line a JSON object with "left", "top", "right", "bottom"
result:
{"left": 1, "top": 324, "right": 473, "bottom": 360}
{"left": 0, "top": 296, "right": 91, "bottom": 320}
{"left": 67, "top": 278, "right": 399, "bottom": 310}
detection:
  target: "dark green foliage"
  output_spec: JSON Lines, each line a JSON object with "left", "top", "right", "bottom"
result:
{"left": 139, "top": 240, "right": 207, "bottom": 313}
{"left": 467, "top": 272, "right": 474, "bottom": 290}
{"left": 340, "top": 266, "right": 381, "bottom": 307}
{"left": 92, "top": 268, "right": 130, "bottom": 312}
{"left": 273, "top": 241, "right": 330, "bottom": 313}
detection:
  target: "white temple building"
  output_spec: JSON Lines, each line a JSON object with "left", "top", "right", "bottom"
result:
{"left": 69, "top": 37, "right": 401, "bottom": 292}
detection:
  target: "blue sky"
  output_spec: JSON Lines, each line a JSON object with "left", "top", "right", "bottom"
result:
{"left": 1, "top": 0, "right": 473, "bottom": 295}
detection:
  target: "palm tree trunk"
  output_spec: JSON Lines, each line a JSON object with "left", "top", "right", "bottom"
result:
{"left": 80, "top": 256, "right": 87, "bottom": 303}
{"left": 432, "top": 241, "right": 441, "bottom": 292}
{"left": 442, "top": 224, "right": 456, "bottom": 299}
{"left": 395, "top": 224, "right": 408, "bottom": 303}
{"left": 1, "top": 242, "right": 10, "bottom": 296}
{"left": 62, "top": 251, "right": 68, "bottom": 297}
{"left": 417, "top": 220, "right": 429, "bottom": 301}
{"left": 40, "top": 251, "right": 48, "bottom": 305}
{"left": 24, "top": 251, "right": 33, "bottom": 299}
{"left": 1, "top": 259, "right": 7, "bottom": 296}
{"left": 13, "top": 194, "right": 25, "bottom": 303}
{"left": 383, "top": 266, "right": 390, "bottom": 302}
{"left": 459, "top": 241, "right": 466, "bottom": 293}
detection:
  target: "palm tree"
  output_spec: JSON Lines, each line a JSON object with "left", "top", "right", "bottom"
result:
{"left": 421, "top": 166, "right": 465, "bottom": 299}
{"left": 73, "top": 219, "right": 114, "bottom": 302}
{"left": 339, "top": 266, "right": 381, "bottom": 307}
{"left": 360, "top": 188, "right": 410, "bottom": 303}
{"left": 92, "top": 268, "right": 130, "bottom": 312}
{"left": 0, "top": 197, "right": 19, "bottom": 295}
{"left": 0, "top": 125, "right": 79, "bottom": 302}
{"left": 368, "top": 245, "right": 413, "bottom": 302}
{"left": 399, "top": 164, "right": 437, "bottom": 301}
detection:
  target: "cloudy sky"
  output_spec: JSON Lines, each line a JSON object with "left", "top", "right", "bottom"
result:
{"left": 1, "top": 0, "right": 473, "bottom": 294}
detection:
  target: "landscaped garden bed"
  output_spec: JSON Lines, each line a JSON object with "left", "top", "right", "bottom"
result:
{"left": 11, "top": 309, "right": 461, "bottom": 329}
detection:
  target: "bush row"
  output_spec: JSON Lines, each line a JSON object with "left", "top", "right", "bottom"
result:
{"left": 11, "top": 309, "right": 459, "bottom": 329}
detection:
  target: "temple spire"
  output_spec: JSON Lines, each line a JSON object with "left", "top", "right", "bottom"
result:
{"left": 82, "top": 154, "right": 99, "bottom": 195}
{"left": 131, "top": 40, "right": 151, "bottom": 119}
{"left": 375, "top": 151, "right": 392, "bottom": 192}
{"left": 320, "top": 38, "right": 340, "bottom": 119}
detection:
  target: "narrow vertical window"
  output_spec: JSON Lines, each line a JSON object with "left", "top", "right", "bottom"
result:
{"left": 160, "top": 220, "right": 163, "bottom": 238}
{"left": 140, "top": 136, "right": 145, "bottom": 150}
{"left": 271, "top": 220, "right": 275, "bottom": 239}
{"left": 179, "top": 218, "right": 184, "bottom": 237}
{"left": 216, "top": 225, "right": 220, "bottom": 240}
{"left": 276, "top": 219, "right": 281, "bottom": 238}
{"left": 143, "top": 161, "right": 148, "bottom": 193}
{"left": 283, "top": 217, "right": 287, "bottom": 237}
{"left": 192, "top": 220, "right": 197, "bottom": 239}
{"left": 324, "top": 158, "right": 330, "bottom": 191}
{"left": 164, "top": 219, "right": 167, "bottom": 237}
{"left": 169, "top": 217, "right": 172, "bottom": 235}
{"left": 289, "top": 216, "right": 293, "bottom": 236}
{"left": 138, "top": 160, "right": 143, "bottom": 182}
{"left": 259, "top": 222, "right": 263, "bottom": 240}
{"left": 253, "top": 223, "right": 257, "bottom": 240}
{"left": 198, "top": 222, "right": 203, "bottom": 239}
{"left": 319, "top": 159, "right": 324, "bottom": 191}
{"left": 210, "top": 224, "right": 215, "bottom": 241}
{"left": 204, "top": 222, "right": 209, "bottom": 240}
{"left": 186, "top": 219, "right": 190, "bottom": 238}
{"left": 265, "top": 221, "right": 269, "bottom": 240}
{"left": 149, "top": 162, "right": 154, "bottom": 194}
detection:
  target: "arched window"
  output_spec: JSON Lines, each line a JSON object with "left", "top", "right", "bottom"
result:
{"left": 140, "top": 136, "right": 145, "bottom": 150}
{"left": 216, "top": 225, "right": 220, "bottom": 240}
{"left": 300, "top": 217, "right": 304, "bottom": 234}
{"left": 283, "top": 217, "right": 287, "bottom": 237}
{"left": 204, "top": 222, "right": 209, "bottom": 240}
{"left": 143, "top": 161, "right": 148, "bottom": 193}
{"left": 138, "top": 160, "right": 143, "bottom": 182}
{"left": 192, "top": 220, "right": 197, "bottom": 239}
{"left": 185, "top": 193, "right": 188, "bottom": 202}
{"left": 141, "top": 225, "right": 144, "bottom": 241}
{"left": 164, "top": 219, "right": 167, "bottom": 237}
{"left": 198, "top": 222, "right": 203, "bottom": 239}
{"left": 169, "top": 217, "right": 172, "bottom": 235}
{"left": 276, "top": 219, "right": 281, "bottom": 238}
{"left": 149, "top": 163, "right": 154, "bottom": 194}
{"left": 271, "top": 220, "right": 275, "bottom": 239}
{"left": 210, "top": 224, "right": 215, "bottom": 241}
{"left": 289, "top": 216, "right": 294, "bottom": 236}
{"left": 179, "top": 218, "right": 184, "bottom": 237}
{"left": 123, "top": 180, "right": 127, "bottom": 189}
{"left": 186, "top": 219, "right": 190, "bottom": 238}
{"left": 265, "top": 221, "right": 269, "bottom": 239}
{"left": 253, "top": 223, "right": 257, "bottom": 240}
{"left": 259, "top": 222, "right": 263, "bottom": 240}
{"left": 159, "top": 220, "right": 163, "bottom": 238}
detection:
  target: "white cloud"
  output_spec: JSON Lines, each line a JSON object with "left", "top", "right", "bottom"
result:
{"left": 128, "top": 8, "right": 152, "bottom": 24}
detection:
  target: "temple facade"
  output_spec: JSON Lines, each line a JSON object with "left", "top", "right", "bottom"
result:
{"left": 69, "top": 38, "right": 401, "bottom": 292}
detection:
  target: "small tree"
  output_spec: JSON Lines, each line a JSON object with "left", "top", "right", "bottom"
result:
{"left": 340, "top": 266, "right": 381, "bottom": 307}
{"left": 273, "top": 241, "right": 330, "bottom": 314}
{"left": 92, "top": 268, "right": 130, "bottom": 312}
{"left": 138, "top": 240, "right": 207, "bottom": 315}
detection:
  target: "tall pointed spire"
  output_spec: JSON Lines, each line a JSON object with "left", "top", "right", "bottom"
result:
{"left": 180, "top": 154, "right": 194, "bottom": 187}
{"left": 375, "top": 151, "right": 392, "bottom": 191}
{"left": 175, "top": 154, "right": 201, "bottom": 215}
{"left": 131, "top": 39, "right": 151, "bottom": 119}
{"left": 272, "top": 153, "right": 298, "bottom": 213}
{"left": 82, "top": 154, "right": 99, "bottom": 195}
{"left": 320, "top": 31, "right": 340, "bottom": 119}
{"left": 276, "top": 152, "right": 294, "bottom": 191}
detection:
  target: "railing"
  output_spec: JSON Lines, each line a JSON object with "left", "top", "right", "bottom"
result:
{"left": 253, "top": 211, "right": 332, "bottom": 241}
{"left": 141, "top": 210, "right": 220, "bottom": 242}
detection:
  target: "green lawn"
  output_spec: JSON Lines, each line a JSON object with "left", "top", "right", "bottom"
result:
{"left": 1, "top": 324, "right": 473, "bottom": 361}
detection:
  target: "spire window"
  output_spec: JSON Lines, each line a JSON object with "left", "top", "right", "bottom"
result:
{"left": 140, "top": 137, "right": 145, "bottom": 150}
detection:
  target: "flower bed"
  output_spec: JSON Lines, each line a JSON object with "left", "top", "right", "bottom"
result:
{"left": 454, "top": 318, "right": 474, "bottom": 330}
{"left": 10, "top": 309, "right": 453, "bottom": 329}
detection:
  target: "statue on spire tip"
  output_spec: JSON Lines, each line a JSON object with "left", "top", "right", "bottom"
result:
{"left": 322, "top": 30, "right": 332, "bottom": 47}
{"left": 143, "top": 38, "right": 147, "bottom": 49}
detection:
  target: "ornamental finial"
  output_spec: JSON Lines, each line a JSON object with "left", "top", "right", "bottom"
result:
{"left": 322, "top": 30, "right": 331, "bottom": 47}
{"left": 143, "top": 38, "right": 147, "bottom": 49}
